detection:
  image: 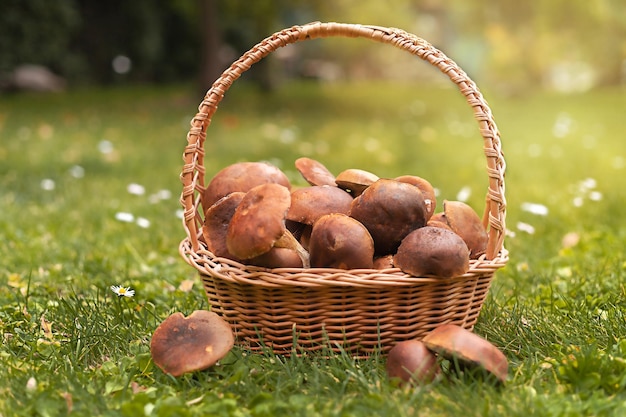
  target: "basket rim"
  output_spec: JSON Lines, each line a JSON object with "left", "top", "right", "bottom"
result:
{"left": 180, "top": 21, "right": 507, "bottom": 265}
{"left": 179, "top": 237, "right": 509, "bottom": 289}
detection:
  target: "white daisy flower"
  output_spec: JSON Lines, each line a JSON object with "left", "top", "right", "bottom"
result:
{"left": 110, "top": 285, "right": 135, "bottom": 298}
{"left": 115, "top": 212, "right": 134, "bottom": 223}
{"left": 127, "top": 183, "right": 146, "bottom": 196}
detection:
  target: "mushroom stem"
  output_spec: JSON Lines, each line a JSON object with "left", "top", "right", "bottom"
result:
{"left": 275, "top": 230, "right": 310, "bottom": 269}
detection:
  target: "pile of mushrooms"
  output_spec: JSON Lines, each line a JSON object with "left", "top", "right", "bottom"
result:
{"left": 386, "top": 324, "right": 508, "bottom": 385}
{"left": 200, "top": 157, "right": 489, "bottom": 276}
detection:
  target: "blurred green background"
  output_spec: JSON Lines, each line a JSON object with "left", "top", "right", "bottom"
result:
{"left": 2, "top": 0, "right": 625, "bottom": 95}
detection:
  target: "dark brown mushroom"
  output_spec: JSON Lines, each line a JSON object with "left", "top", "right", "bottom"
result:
{"left": 202, "top": 161, "right": 291, "bottom": 209}
{"left": 309, "top": 213, "right": 374, "bottom": 269}
{"left": 202, "top": 192, "right": 245, "bottom": 260}
{"left": 287, "top": 185, "right": 353, "bottom": 225}
{"left": 226, "top": 183, "right": 310, "bottom": 268}
{"left": 386, "top": 339, "right": 441, "bottom": 385}
{"left": 422, "top": 324, "right": 508, "bottom": 383}
{"left": 150, "top": 310, "right": 234, "bottom": 377}
{"left": 394, "top": 226, "right": 470, "bottom": 278}
{"left": 395, "top": 175, "right": 437, "bottom": 221}
{"left": 295, "top": 157, "right": 337, "bottom": 187}
{"left": 349, "top": 178, "right": 428, "bottom": 255}
{"left": 335, "top": 168, "right": 379, "bottom": 197}
{"left": 443, "top": 200, "right": 489, "bottom": 259}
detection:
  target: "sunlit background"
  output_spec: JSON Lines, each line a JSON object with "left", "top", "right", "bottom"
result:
{"left": 2, "top": 1, "right": 625, "bottom": 94}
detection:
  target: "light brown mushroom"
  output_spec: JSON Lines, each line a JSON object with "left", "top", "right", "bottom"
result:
{"left": 395, "top": 175, "right": 437, "bottom": 221}
{"left": 443, "top": 200, "right": 489, "bottom": 259}
{"left": 373, "top": 254, "right": 395, "bottom": 270}
{"left": 202, "top": 161, "right": 291, "bottom": 209}
{"left": 309, "top": 213, "right": 374, "bottom": 269}
{"left": 386, "top": 339, "right": 441, "bottom": 385}
{"left": 422, "top": 324, "right": 508, "bottom": 383}
{"left": 202, "top": 192, "right": 245, "bottom": 260}
{"left": 349, "top": 178, "right": 428, "bottom": 255}
{"left": 247, "top": 247, "right": 303, "bottom": 268}
{"left": 394, "top": 226, "right": 470, "bottom": 278}
{"left": 150, "top": 310, "right": 234, "bottom": 377}
{"left": 226, "top": 183, "right": 310, "bottom": 268}
{"left": 295, "top": 157, "right": 337, "bottom": 187}
{"left": 426, "top": 212, "right": 453, "bottom": 231}
{"left": 335, "top": 168, "right": 379, "bottom": 197}
{"left": 287, "top": 185, "right": 353, "bottom": 225}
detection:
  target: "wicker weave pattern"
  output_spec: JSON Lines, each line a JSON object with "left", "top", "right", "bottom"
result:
{"left": 179, "top": 22, "right": 508, "bottom": 354}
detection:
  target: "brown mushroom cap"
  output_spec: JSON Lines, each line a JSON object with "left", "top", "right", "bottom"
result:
{"left": 226, "top": 183, "right": 292, "bottom": 260}
{"left": 295, "top": 157, "right": 337, "bottom": 187}
{"left": 394, "top": 226, "right": 470, "bottom": 278}
{"left": 335, "top": 168, "right": 379, "bottom": 197}
{"left": 309, "top": 213, "right": 374, "bottom": 269}
{"left": 202, "top": 192, "right": 245, "bottom": 260}
{"left": 443, "top": 200, "right": 489, "bottom": 259}
{"left": 246, "top": 247, "right": 303, "bottom": 268}
{"left": 426, "top": 212, "right": 453, "bottom": 231}
{"left": 386, "top": 339, "right": 441, "bottom": 385}
{"left": 349, "top": 178, "right": 428, "bottom": 255}
{"left": 422, "top": 324, "right": 508, "bottom": 383}
{"left": 287, "top": 185, "right": 353, "bottom": 225}
{"left": 150, "top": 310, "right": 234, "bottom": 377}
{"left": 373, "top": 254, "right": 395, "bottom": 270}
{"left": 202, "top": 161, "right": 291, "bottom": 209}
{"left": 395, "top": 175, "right": 437, "bottom": 221}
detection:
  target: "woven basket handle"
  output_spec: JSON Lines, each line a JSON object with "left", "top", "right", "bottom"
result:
{"left": 181, "top": 22, "right": 506, "bottom": 260}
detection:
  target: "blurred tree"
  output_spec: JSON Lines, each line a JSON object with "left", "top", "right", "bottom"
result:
{"left": 0, "top": 0, "right": 80, "bottom": 77}
{"left": 72, "top": 0, "right": 201, "bottom": 84}
{"left": 1, "top": 0, "right": 624, "bottom": 90}
{"left": 198, "top": 0, "right": 221, "bottom": 95}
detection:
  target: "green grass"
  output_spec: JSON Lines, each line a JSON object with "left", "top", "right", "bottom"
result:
{"left": 1, "top": 80, "right": 626, "bottom": 416}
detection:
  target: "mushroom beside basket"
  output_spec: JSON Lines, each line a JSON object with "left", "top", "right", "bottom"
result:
{"left": 179, "top": 22, "right": 508, "bottom": 356}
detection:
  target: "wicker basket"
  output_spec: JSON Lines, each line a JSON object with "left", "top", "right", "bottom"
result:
{"left": 179, "top": 22, "right": 508, "bottom": 355}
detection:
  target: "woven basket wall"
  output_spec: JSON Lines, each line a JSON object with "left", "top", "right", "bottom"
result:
{"left": 179, "top": 22, "right": 508, "bottom": 355}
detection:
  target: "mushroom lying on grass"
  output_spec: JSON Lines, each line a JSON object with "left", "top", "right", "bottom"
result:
{"left": 422, "top": 324, "right": 508, "bottom": 383}
{"left": 150, "top": 310, "right": 234, "bottom": 377}
{"left": 386, "top": 339, "right": 441, "bottom": 385}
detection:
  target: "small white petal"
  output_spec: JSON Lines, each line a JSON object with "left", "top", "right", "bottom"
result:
{"left": 127, "top": 183, "right": 145, "bottom": 196}
{"left": 136, "top": 217, "right": 151, "bottom": 228}
{"left": 26, "top": 377, "right": 37, "bottom": 392}
{"left": 580, "top": 177, "right": 597, "bottom": 191}
{"left": 521, "top": 202, "right": 549, "bottom": 216}
{"left": 516, "top": 221, "right": 535, "bottom": 234}
{"left": 69, "top": 165, "right": 85, "bottom": 178}
{"left": 572, "top": 197, "right": 584, "bottom": 207}
{"left": 588, "top": 191, "right": 603, "bottom": 201}
{"left": 98, "top": 140, "right": 114, "bottom": 154}
{"left": 115, "top": 212, "right": 134, "bottom": 222}
{"left": 40, "top": 179, "right": 55, "bottom": 191}
{"left": 456, "top": 186, "right": 471, "bottom": 202}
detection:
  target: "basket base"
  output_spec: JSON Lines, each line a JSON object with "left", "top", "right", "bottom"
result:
{"left": 199, "top": 266, "right": 501, "bottom": 355}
